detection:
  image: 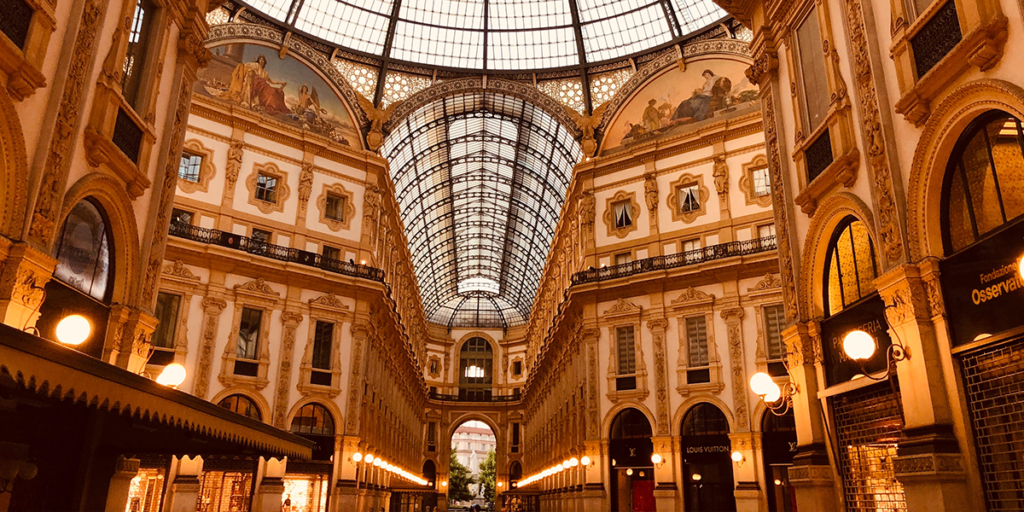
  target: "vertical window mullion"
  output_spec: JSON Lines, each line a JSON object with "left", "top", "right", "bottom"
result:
{"left": 958, "top": 162, "right": 981, "bottom": 239}
{"left": 980, "top": 127, "right": 1008, "bottom": 223}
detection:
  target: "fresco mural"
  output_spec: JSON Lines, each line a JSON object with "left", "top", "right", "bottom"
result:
{"left": 195, "top": 43, "right": 360, "bottom": 147}
{"left": 602, "top": 58, "right": 760, "bottom": 155}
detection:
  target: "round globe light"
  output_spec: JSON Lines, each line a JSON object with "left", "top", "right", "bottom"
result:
{"left": 156, "top": 363, "right": 187, "bottom": 387}
{"left": 749, "top": 372, "right": 776, "bottom": 397}
{"left": 580, "top": 456, "right": 591, "bottom": 466}
{"left": 731, "top": 451, "right": 744, "bottom": 463}
{"left": 373, "top": 458, "right": 382, "bottom": 467}
{"left": 625, "top": 468, "right": 633, "bottom": 476}
{"left": 352, "top": 453, "right": 363, "bottom": 462}
{"left": 441, "top": 481, "right": 447, "bottom": 487}
{"left": 563, "top": 460, "right": 570, "bottom": 469}
{"left": 691, "top": 473, "right": 702, "bottom": 482}
{"left": 762, "top": 382, "right": 783, "bottom": 404}
{"left": 651, "top": 454, "right": 663, "bottom": 464}
{"left": 843, "top": 330, "right": 876, "bottom": 361}
{"left": 556, "top": 463, "right": 564, "bottom": 472}
{"left": 1019, "top": 255, "right": 1024, "bottom": 282}
{"left": 55, "top": 314, "right": 91, "bottom": 346}
{"left": 569, "top": 457, "right": 579, "bottom": 467}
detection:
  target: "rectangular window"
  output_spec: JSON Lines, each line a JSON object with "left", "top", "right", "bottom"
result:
{"left": 325, "top": 194, "right": 346, "bottom": 221}
{"left": 237, "top": 307, "right": 262, "bottom": 361}
{"left": 429, "top": 359, "right": 438, "bottom": 375}
{"left": 170, "top": 208, "right": 193, "bottom": 226}
{"left": 251, "top": 228, "right": 272, "bottom": 243}
{"left": 764, "top": 305, "right": 786, "bottom": 360}
{"left": 683, "top": 238, "right": 702, "bottom": 263}
{"left": 151, "top": 292, "right": 180, "bottom": 350}
{"left": 678, "top": 184, "right": 700, "bottom": 212}
{"left": 512, "top": 423, "right": 521, "bottom": 453}
{"left": 796, "top": 7, "right": 830, "bottom": 132}
{"left": 1, "top": 0, "right": 34, "bottom": 49}
{"left": 615, "top": 252, "right": 632, "bottom": 265}
{"left": 428, "top": 422, "right": 437, "bottom": 451}
{"left": 683, "top": 239, "right": 701, "bottom": 253}
{"left": 121, "top": 0, "right": 156, "bottom": 110}
{"left": 322, "top": 245, "right": 341, "bottom": 262}
{"left": 512, "top": 361, "right": 522, "bottom": 376}
{"left": 752, "top": 167, "right": 771, "bottom": 197}
{"left": 311, "top": 321, "right": 333, "bottom": 371}
{"left": 255, "top": 174, "right": 278, "bottom": 203}
{"left": 616, "top": 326, "right": 636, "bottom": 374}
{"left": 759, "top": 224, "right": 777, "bottom": 239}
{"left": 178, "top": 152, "right": 202, "bottom": 183}
{"left": 613, "top": 201, "right": 632, "bottom": 228}
{"left": 686, "top": 316, "right": 709, "bottom": 367}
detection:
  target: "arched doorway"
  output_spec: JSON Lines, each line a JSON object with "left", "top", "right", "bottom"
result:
{"left": 459, "top": 337, "right": 494, "bottom": 400}
{"left": 609, "top": 408, "right": 655, "bottom": 512}
{"left": 761, "top": 411, "right": 796, "bottom": 512}
{"left": 37, "top": 199, "right": 114, "bottom": 359}
{"left": 284, "top": 402, "right": 335, "bottom": 512}
{"left": 508, "top": 460, "right": 522, "bottom": 487}
{"left": 680, "top": 403, "right": 735, "bottom": 512}
{"left": 449, "top": 420, "right": 497, "bottom": 510}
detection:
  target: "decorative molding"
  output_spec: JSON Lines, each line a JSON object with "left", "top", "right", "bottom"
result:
{"left": 245, "top": 162, "right": 290, "bottom": 215}
{"left": 748, "top": 273, "right": 782, "bottom": 292}
{"left": 308, "top": 292, "right": 349, "bottom": 311}
{"left": 272, "top": 311, "right": 303, "bottom": 427}
{"left": 603, "top": 298, "right": 642, "bottom": 317}
{"left": 193, "top": 297, "right": 228, "bottom": 399}
{"left": 178, "top": 139, "right": 217, "bottom": 194}
{"left": 603, "top": 190, "right": 640, "bottom": 239}
{"left": 233, "top": 277, "right": 280, "bottom": 297}
{"left": 665, "top": 172, "right": 709, "bottom": 224}
{"left": 648, "top": 318, "right": 671, "bottom": 435}
{"left": 671, "top": 287, "right": 715, "bottom": 306}
{"left": 316, "top": 182, "right": 356, "bottom": 232}
{"left": 721, "top": 308, "right": 749, "bottom": 429}
{"left": 162, "top": 260, "right": 200, "bottom": 281}
{"left": 298, "top": 163, "right": 313, "bottom": 213}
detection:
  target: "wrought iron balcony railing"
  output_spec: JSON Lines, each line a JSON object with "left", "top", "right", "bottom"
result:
{"left": 571, "top": 236, "right": 777, "bottom": 285}
{"left": 168, "top": 222, "right": 385, "bottom": 282}
{"left": 428, "top": 390, "right": 521, "bottom": 403}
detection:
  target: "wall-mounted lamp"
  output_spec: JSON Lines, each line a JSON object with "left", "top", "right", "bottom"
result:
{"left": 580, "top": 456, "right": 592, "bottom": 466}
{"left": 625, "top": 468, "right": 633, "bottom": 476}
{"left": 497, "top": 481, "right": 503, "bottom": 488}
{"left": 749, "top": 372, "right": 798, "bottom": 416}
{"left": 691, "top": 473, "right": 702, "bottom": 482}
{"left": 351, "top": 452, "right": 363, "bottom": 465}
{"left": 365, "top": 454, "right": 375, "bottom": 464}
{"left": 441, "top": 481, "right": 448, "bottom": 488}
{"left": 569, "top": 457, "right": 579, "bottom": 467}
{"left": 651, "top": 454, "right": 664, "bottom": 468}
{"left": 155, "top": 363, "right": 187, "bottom": 388}
{"left": 843, "top": 329, "right": 909, "bottom": 381}
{"left": 1018, "top": 255, "right": 1024, "bottom": 282}
{"left": 731, "top": 451, "right": 745, "bottom": 467}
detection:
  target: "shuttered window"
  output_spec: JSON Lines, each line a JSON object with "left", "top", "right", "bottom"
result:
{"left": 764, "top": 305, "right": 786, "bottom": 360}
{"left": 687, "top": 316, "right": 709, "bottom": 367}
{"left": 616, "top": 326, "right": 636, "bottom": 374}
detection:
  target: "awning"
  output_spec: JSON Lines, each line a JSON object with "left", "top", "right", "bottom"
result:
{"left": 0, "top": 323, "right": 313, "bottom": 459}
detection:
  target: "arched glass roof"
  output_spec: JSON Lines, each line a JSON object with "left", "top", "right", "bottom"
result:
{"left": 240, "top": 0, "right": 725, "bottom": 71}
{"left": 382, "top": 92, "right": 581, "bottom": 328}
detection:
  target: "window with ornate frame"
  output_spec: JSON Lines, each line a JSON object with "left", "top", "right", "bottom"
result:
{"left": 739, "top": 154, "right": 773, "bottom": 207}
{"left": 666, "top": 173, "right": 709, "bottom": 223}
{"left": 672, "top": 288, "right": 723, "bottom": 396}
{"left": 824, "top": 217, "right": 879, "bottom": 317}
{"left": 150, "top": 291, "right": 181, "bottom": 365}
{"left": 459, "top": 337, "right": 494, "bottom": 401}
{"left": 177, "top": 140, "right": 216, "bottom": 194}
{"left": 219, "top": 279, "right": 279, "bottom": 390}
{"left": 604, "top": 190, "right": 640, "bottom": 238}
{"left": 317, "top": 183, "right": 356, "bottom": 231}
{"left": 603, "top": 299, "right": 648, "bottom": 402}
{"left": 246, "top": 163, "right": 291, "bottom": 214}
{"left": 300, "top": 293, "right": 349, "bottom": 397}
{"left": 941, "top": 111, "right": 1024, "bottom": 254}
{"left": 290, "top": 403, "right": 335, "bottom": 436}
{"left": 684, "top": 316, "right": 711, "bottom": 384}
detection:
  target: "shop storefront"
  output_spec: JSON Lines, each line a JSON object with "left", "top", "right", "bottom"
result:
{"left": 197, "top": 459, "right": 258, "bottom": 512}
{"left": 608, "top": 408, "right": 655, "bottom": 512}
{"left": 761, "top": 412, "right": 796, "bottom": 512}
{"left": 817, "top": 217, "right": 907, "bottom": 511}
{"left": 679, "top": 403, "right": 735, "bottom": 512}
{"left": 939, "top": 111, "right": 1024, "bottom": 512}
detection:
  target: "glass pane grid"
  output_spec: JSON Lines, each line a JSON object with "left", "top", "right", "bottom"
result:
{"left": 673, "top": 0, "right": 725, "bottom": 34}
{"left": 244, "top": 0, "right": 292, "bottom": 21}
{"left": 581, "top": 4, "right": 673, "bottom": 62}
{"left": 831, "top": 383, "right": 907, "bottom": 512}
{"left": 295, "top": 0, "right": 392, "bottom": 54}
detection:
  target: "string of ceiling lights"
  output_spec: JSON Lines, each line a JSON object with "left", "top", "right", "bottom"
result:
{"left": 349, "top": 451, "right": 431, "bottom": 486}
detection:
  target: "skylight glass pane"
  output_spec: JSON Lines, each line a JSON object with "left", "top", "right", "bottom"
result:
{"left": 673, "top": 0, "right": 725, "bottom": 34}
{"left": 295, "top": 0, "right": 393, "bottom": 54}
{"left": 581, "top": 4, "right": 673, "bottom": 62}
{"left": 576, "top": 0, "right": 652, "bottom": 23}
{"left": 390, "top": 22, "right": 484, "bottom": 70}
{"left": 488, "top": 28, "right": 578, "bottom": 70}
{"left": 400, "top": 0, "right": 485, "bottom": 28}
{"left": 489, "top": 0, "right": 572, "bottom": 29}
{"left": 244, "top": 0, "right": 293, "bottom": 21}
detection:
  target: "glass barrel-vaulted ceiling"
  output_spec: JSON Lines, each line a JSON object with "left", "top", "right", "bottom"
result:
{"left": 241, "top": 0, "right": 726, "bottom": 71}
{"left": 382, "top": 93, "right": 582, "bottom": 328}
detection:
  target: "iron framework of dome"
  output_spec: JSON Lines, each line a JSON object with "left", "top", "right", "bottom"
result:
{"left": 237, "top": 0, "right": 726, "bottom": 72}
{"left": 382, "top": 92, "right": 581, "bottom": 328}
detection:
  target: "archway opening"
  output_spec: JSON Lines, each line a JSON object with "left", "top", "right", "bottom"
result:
{"left": 761, "top": 411, "right": 796, "bottom": 512}
{"left": 680, "top": 403, "right": 735, "bottom": 512}
{"left": 449, "top": 420, "right": 497, "bottom": 510}
{"left": 609, "top": 408, "right": 655, "bottom": 512}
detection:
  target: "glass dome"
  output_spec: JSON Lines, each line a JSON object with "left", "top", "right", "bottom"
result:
{"left": 239, "top": 0, "right": 726, "bottom": 71}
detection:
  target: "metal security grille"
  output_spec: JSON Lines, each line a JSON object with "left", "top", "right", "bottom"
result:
{"left": 831, "top": 382, "right": 907, "bottom": 512}
{"left": 687, "top": 316, "right": 708, "bottom": 367}
{"left": 960, "top": 337, "right": 1024, "bottom": 511}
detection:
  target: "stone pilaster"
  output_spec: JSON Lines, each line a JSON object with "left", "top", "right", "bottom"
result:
{"left": 0, "top": 241, "right": 57, "bottom": 331}
{"left": 721, "top": 307, "right": 750, "bottom": 430}
{"left": 192, "top": 296, "right": 227, "bottom": 399}
{"left": 730, "top": 432, "right": 761, "bottom": 512}
{"left": 164, "top": 456, "right": 202, "bottom": 512}
{"left": 271, "top": 311, "right": 303, "bottom": 428}
{"left": 103, "top": 456, "right": 140, "bottom": 512}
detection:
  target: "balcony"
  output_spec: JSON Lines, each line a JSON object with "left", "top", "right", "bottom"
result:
{"left": 168, "top": 222, "right": 385, "bottom": 282}
{"left": 571, "top": 236, "right": 777, "bottom": 285}
{"left": 428, "top": 390, "right": 521, "bottom": 403}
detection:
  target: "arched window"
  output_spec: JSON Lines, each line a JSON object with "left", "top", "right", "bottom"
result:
{"left": 681, "top": 403, "right": 730, "bottom": 436}
{"left": 52, "top": 199, "right": 113, "bottom": 302}
{"left": 509, "top": 460, "right": 523, "bottom": 483}
{"left": 610, "top": 408, "right": 653, "bottom": 439}
{"left": 824, "top": 217, "right": 878, "bottom": 316}
{"left": 290, "top": 403, "right": 335, "bottom": 436}
{"left": 218, "top": 394, "right": 262, "bottom": 421}
{"left": 459, "top": 337, "right": 493, "bottom": 400}
{"left": 942, "top": 110, "right": 1024, "bottom": 253}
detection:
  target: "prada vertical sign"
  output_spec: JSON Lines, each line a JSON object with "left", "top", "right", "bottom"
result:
{"left": 941, "top": 220, "right": 1024, "bottom": 347}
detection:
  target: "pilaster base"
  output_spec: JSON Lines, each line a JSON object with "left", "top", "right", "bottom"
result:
{"left": 164, "top": 475, "right": 201, "bottom": 512}
{"left": 0, "top": 241, "right": 57, "bottom": 332}
{"left": 653, "top": 486, "right": 679, "bottom": 512}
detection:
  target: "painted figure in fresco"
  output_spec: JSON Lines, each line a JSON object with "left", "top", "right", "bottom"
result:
{"left": 220, "top": 54, "right": 290, "bottom": 114}
{"left": 671, "top": 69, "right": 731, "bottom": 122}
{"left": 642, "top": 99, "right": 663, "bottom": 132}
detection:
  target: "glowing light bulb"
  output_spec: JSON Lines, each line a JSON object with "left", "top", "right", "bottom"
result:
{"left": 843, "top": 330, "right": 876, "bottom": 361}
{"left": 352, "top": 453, "right": 363, "bottom": 462}
{"left": 651, "top": 454, "right": 663, "bottom": 464}
{"left": 580, "top": 456, "right": 591, "bottom": 466}
{"left": 55, "top": 315, "right": 90, "bottom": 346}
{"left": 156, "top": 363, "right": 187, "bottom": 387}
{"left": 762, "top": 382, "right": 782, "bottom": 404}
{"left": 569, "top": 457, "right": 579, "bottom": 467}
{"left": 625, "top": 468, "right": 633, "bottom": 476}
{"left": 731, "top": 451, "right": 744, "bottom": 463}
{"left": 749, "top": 372, "right": 775, "bottom": 396}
